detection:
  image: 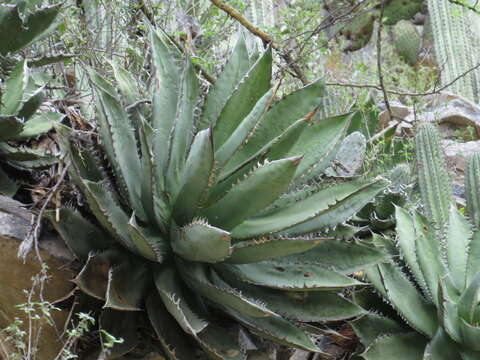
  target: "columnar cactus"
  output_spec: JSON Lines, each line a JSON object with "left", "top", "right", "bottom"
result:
{"left": 51, "top": 31, "right": 389, "bottom": 359}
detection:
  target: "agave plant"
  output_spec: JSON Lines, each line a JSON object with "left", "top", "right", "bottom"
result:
{"left": 351, "top": 123, "right": 480, "bottom": 360}
{"left": 51, "top": 30, "right": 389, "bottom": 359}
{"left": 0, "top": 2, "right": 64, "bottom": 195}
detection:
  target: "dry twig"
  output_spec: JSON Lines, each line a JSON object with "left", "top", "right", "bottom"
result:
{"left": 209, "top": 0, "right": 309, "bottom": 84}
{"left": 18, "top": 163, "right": 70, "bottom": 262}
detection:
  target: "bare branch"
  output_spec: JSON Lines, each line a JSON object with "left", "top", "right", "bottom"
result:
{"left": 209, "top": 0, "right": 309, "bottom": 84}
{"left": 325, "top": 61, "right": 480, "bottom": 97}
{"left": 447, "top": 0, "right": 480, "bottom": 13}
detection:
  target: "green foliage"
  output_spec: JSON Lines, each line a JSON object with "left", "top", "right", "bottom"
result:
{"left": 0, "top": 2, "right": 61, "bottom": 55}
{"left": 0, "top": 2, "right": 64, "bottom": 196}
{"left": 52, "top": 31, "right": 389, "bottom": 359}
{"left": 383, "top": 0, "right": 423, "bottom": 26}
{"left": 394, "top": 21, "right": 421, "bottom": 65}
{"left": 353, "top": 124, "right": 480, "bottom": 359}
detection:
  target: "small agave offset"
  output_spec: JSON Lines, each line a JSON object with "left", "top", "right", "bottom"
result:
{"left": 52, "top": 30, "right": 389, "bottom": 359}
{"left": 352, "top": 123, "right": 480, "bottom": 360}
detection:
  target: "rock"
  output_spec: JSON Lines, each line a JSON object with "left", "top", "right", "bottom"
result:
{"left": 417, "top": 92, "right": 480, "bottom": 135}
{"left": 378, "top": 101, "right": 412, "bottom": 127}
{"left": 325, "top": 132, "right": 366, "bottom": 177}
{"left": 442, "top": 140, "right": 480, "bottom": 173}
{"left": 0, "top": 196, "right": 74, "bottom": 360}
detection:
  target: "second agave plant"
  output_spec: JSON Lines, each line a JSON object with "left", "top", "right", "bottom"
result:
{"left": 52, "top": 30, "right": 389, "bottom": 359}
{"left": 352, "top": 123, "right": 480, "bottom": 360}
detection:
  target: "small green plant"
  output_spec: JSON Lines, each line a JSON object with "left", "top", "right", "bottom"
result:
{"left": 0, "top": 266, "right": 96, "bottom": 360}
{"left": 51, "top": 30, "right": 389, "bottom": 358}
{"left": 352, "top": 123, "right": 480, "bottom": 359}
{"left": 453, "top": 125, "right": 477, "bottom": 142}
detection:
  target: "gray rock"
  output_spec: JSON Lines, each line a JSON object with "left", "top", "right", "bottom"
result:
{"left": 416, "top": 93, "right": 480, "bottom": 135}
{"left": 378, "top": 101, "right": 412, "bottom": 126}
{"left": 442, "top": 140, "right": 480, "bottom": 173}
{"left": 325, "top": 132, "right": 366, "bottom": 177}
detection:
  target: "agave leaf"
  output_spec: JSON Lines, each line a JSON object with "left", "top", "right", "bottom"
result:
{"left": 201, "top": 156, "right": 302, "bottom": 230}
{"left": 90, "top": 71, "right": 144, "bottom": 220}
{"left": 127, "top": 215, "right": 167, "bottom": 262}
{"left": 0, "top": 166, "right": 19, "bottom": 196}
{"left": 435, "top": 282, "right": 455, "bottom": 341}
{"left": 222, "top": 306, "right": 322, "bottom": 353}
{"left": 214, "top": 88, "right": 275, "bottom": 169}
{"left": 178, "top": 261, "right": 275, "bottom": 318}
{"left": 282, "top": 180, "right": 388, "bottom": 236}
{"left": 361, "top": 333, "right": 427, "bottom": 360}
{"left": 105, "top": 259, "right": 149, "bottom": 311}
{"left": 111, "top": 61, "right": 143, "bottom": 130}
{"left": 459, "top": 318, "right": 480, "bottom": 351}
{"left": 460, "top": 349, "right": 480, "bottom": 360}
{"left": 16, "top": 86, "right": 44, "bottom": 121}
{"left": 171, "top": 220, "right": 231, "bottom": 264}
{"left": 99, "top": 309, "right": 139, "bottom": 358}
{"left": 232, "top": 180, "right": 386, "bottom": 239}
{"left": 416, "top": 123, "right": 453, "bottom": 228}
{"left": 154, "top": 267, "right": 208, "bottom": 335}
{"left": 138, "top": 120, "right": 157, "bottom": 224}
{"left": 424, "top": 328, "right": 462, "bottom": 360}
{"left": 282, "top": 240, "right": 389, "bottom": 274}
{"left": 81, "top": 180, "right": 139, "bottom": 254}
{"left": 150, "top": 31, "right": 182, "bottom": 194}
{"left": 213, "top": 47, "right": 272, "bottom": 149}
{"left": 458, "top": 272, "right": 480, "bottom": 324}
{"left": 350, "top": 314, "right": 406, "bottom": 349}
{"left": 445, "top": 206, "right": 472, "bottom": 290}
{"left": 173, "top": 128, "right": 214, "bottom": 225}
{"left": 227, "top": 236, "right": 329, "bottom": 264}
{"left": 414, "top": 211, "right": 447, "bottom": 302}
{"left": 0, "top": 143, "right": 57, "bottom": 168}
{"left": 1, "top": 60, "right": 28, "bottom": 115}
{"left": 0, "top": 115, "right": 23, "bottom": 141}
{"left": 47, "top": 208, "right": 114, "bottom": 260}
{"left": 110, "top": 61, "right": 140, "bottom": 106}
{"left": 395, "top": 206, "right": 429, "bottom": 298}
{"left": 466, "top": 153, "right": 480, "bottom": 227}
{"left": 265, "top": 115, "right": 310, "bottom": 161}
{"left": 166, "top": 60, "right": 200, "bottom": 196}
{"left": 219, "top": 118, "right": 308, "bottom": 181}
{"left": 365, "top": 263, "right": 438, "bottom": 338}
{"left": 199, "top": 35, "right": 250, "bottom": 130}
{"left": 229, "top": 79, "right": 325, "bottom": 167}
{"left": 0, "top": 3, "right": 61, "bottom": 55}
{"left": 196, "top": 324, "right": 247, "bottom": 360}
{"left": 221, "top": 260, "right": 364, "bottom": 291}
{"left": 14, "top": 112, "right": 64, "bottom": 140}
{"left": 146, "top": 293, "right": 197, "bottom": 360}
{"left": 288, "top": 112, "right": 353, "bottom": 181}
{"left": 224, "top": 273, "right": 365, "bottom": 321}
{"left": 74, "top": 250, "right": 122, "bottom": 300}
{"left": 466, "top": 231, "right": 480, "bottom": 285}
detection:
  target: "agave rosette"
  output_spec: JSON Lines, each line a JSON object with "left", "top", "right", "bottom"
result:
{"left": 352, "top": 124, "right": 480, "bottom": 360}
{"left": 52, "top": 31, "right": 389, "bottom": 359}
